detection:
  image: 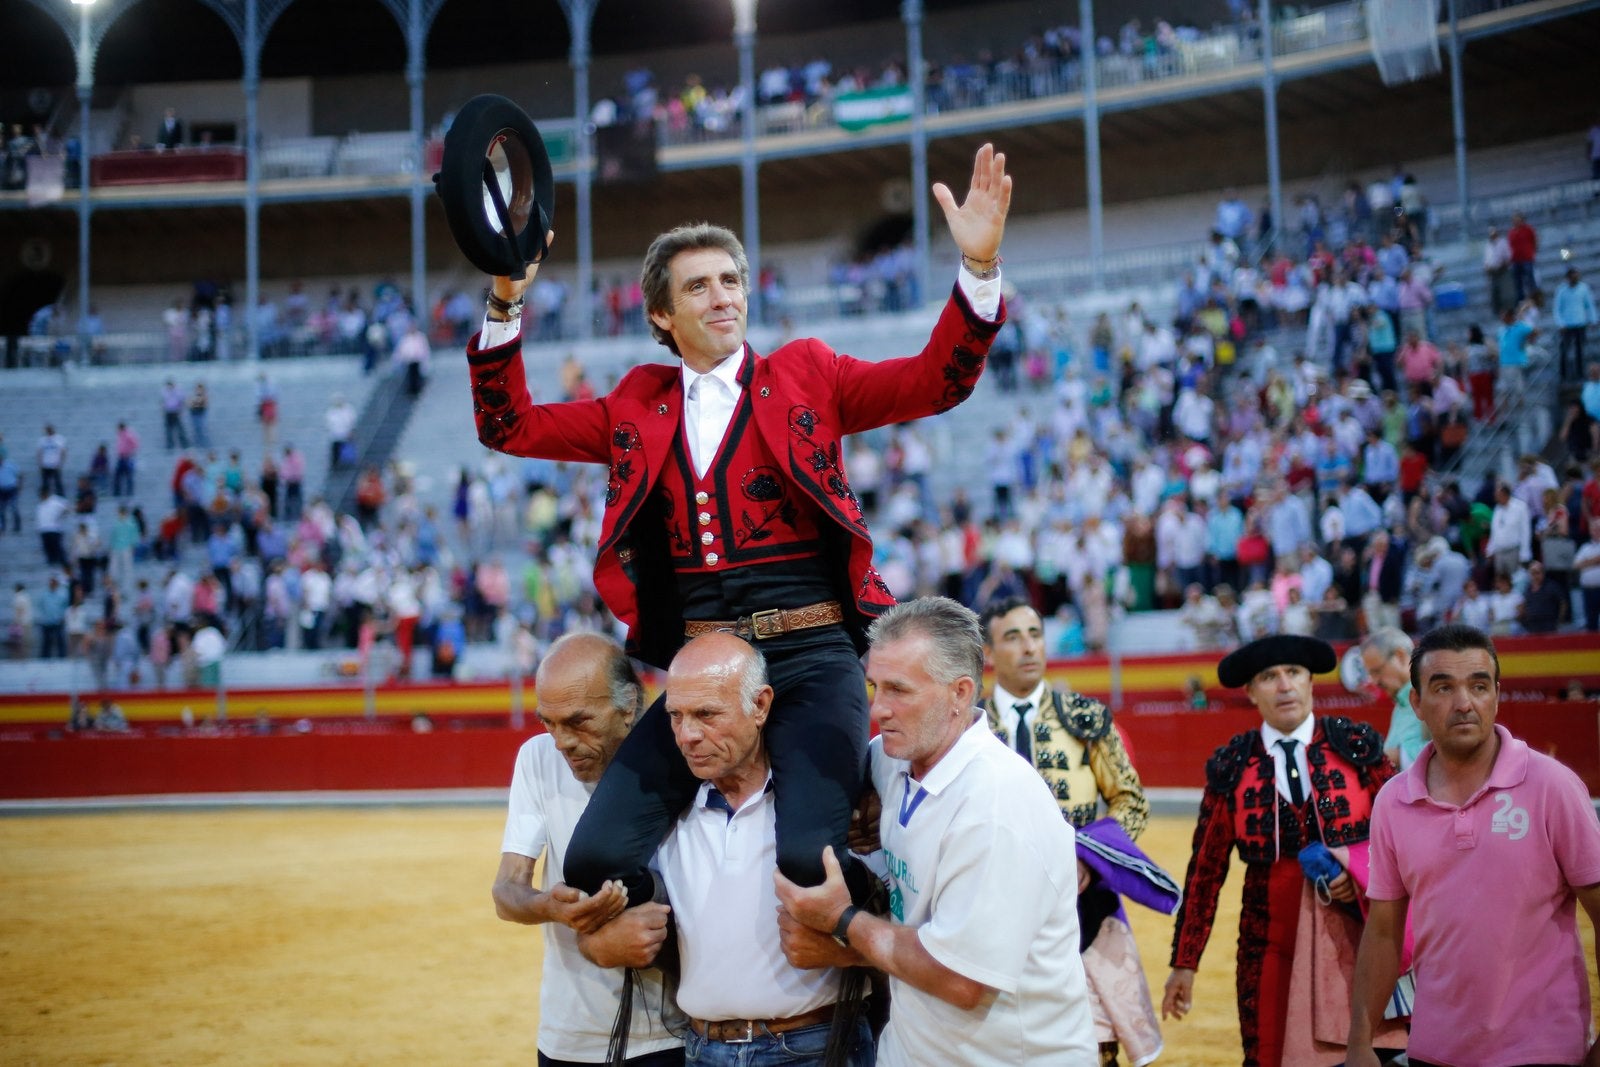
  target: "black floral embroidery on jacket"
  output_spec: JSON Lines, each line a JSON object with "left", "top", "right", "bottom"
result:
{"left": 606, "top": 422, "right": 643, "bottom": 506}
{"left": 735, "top": 466, "right": 798, "bottom": 546}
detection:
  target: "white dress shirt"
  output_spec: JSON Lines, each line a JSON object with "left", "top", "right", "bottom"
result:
{"left": 991, "top": 679, "right": 1047, "bottom": 754}
{"left": 1260, "top": 713, "right": 1315, "bottom": 806}
{"left": 681, "top": 349, "right": 745, "bottom": 477}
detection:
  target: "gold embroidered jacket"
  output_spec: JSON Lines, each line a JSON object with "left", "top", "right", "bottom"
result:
{"left": 982, "top": 688, "right": 1149, "bottom": 839}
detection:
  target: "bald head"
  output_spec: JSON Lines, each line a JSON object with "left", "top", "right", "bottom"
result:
{"left": 534, "top": 633, "right": 641, "bottom": 783}
{"left": 665, "top": 633, "right": 772, "bottom": 789}
{"left": 667, "top": 632, "right": 769, "bottom": 716}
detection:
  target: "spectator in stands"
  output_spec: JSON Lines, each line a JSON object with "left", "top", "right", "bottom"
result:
{"left": 1361, "top": 528, "right": 1406, "bottom": 633}
{"left": 32, "top": 574, "right": 70, "bottom": 661}
{"left": 1507, "top": 212, "right": 1539, "bottom": 302}
{"left": 1483, "top": 226, "right": 1513, "bottom": 316}
{"left": 8, "top": 582, "right": 33, "bottom": 659}
{"left": 156, "top": 107, "right": 184, "bottom": 149}
{"left": 36, "top": 484, "right": 69, "bottom": 567}
{"left": 1554, "top": 267, "right": 1596, "bottom": 379}
{"left": 36, "top": 423, "right": 66, "bottom": 498}
{"left": 1574, "top": 516, "right": 1600, "bottom": 632}
{"left": 187, "top": 383, "right": 210, "bottom": 448}
{"left": 0, "top": 442, "right": 19, "bottom": 534}
{"left": 325, "top": 395, "right": 357, "bottom": 470}
{"left": 393, "top": 321, "right": 431, "bottom": 396}
{"left": 1495, "top": 305, "right": 1537, "bottom": 393}
{"left": 111, "top": 420, "right": 139, "bottom": 498}
{"left": 1536, "top": 486, "right": 1575, "bottom": 593}
{"left": 1518, "top": 561, "right": 1566, "bottom": 633}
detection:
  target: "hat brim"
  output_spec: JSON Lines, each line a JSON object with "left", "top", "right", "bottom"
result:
{"left": 434, "top": 94, "right": 554, "bottom": 278}
{"left": 1217, "top": 635, "right": 1337, "bottom": 688}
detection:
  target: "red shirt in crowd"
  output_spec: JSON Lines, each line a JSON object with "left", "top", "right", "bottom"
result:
{"left": 1508, "top": 221, "right": 1538, "bottom": 264}
{"left": 1399, "top": 449, "right": 1430, "bottom": 494}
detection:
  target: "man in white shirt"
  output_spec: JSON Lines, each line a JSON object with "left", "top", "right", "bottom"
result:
{"left": 1485, "top": 482, "right": 1532, "bottom": 576}
{"left": 324, "top": 395, "right": 357, "bottom": 470}
{"left": 775, "top": 597, "right": 1096, "bottom": 1066}
{"left": 493, "top": 632, "right": 683, "bottom": 1067}
{"left": 581, "top": 633, "right": 871, "bottom": 1066}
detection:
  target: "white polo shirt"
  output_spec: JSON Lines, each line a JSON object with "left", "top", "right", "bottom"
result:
{"left": 871, "top": 719, "right": 1096, "bottom": 1067}
{"left": 501, "top": 735, "right": 681, "bottom": 1061}
{"left": 656, "top": 776, "right": 842, "bottom": 1022}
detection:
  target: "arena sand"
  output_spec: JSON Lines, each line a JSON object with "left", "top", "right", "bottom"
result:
{"left": 2, "top": 809, "right": 1595, "bottom": 1066}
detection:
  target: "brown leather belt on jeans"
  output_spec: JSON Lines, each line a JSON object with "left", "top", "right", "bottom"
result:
{"left": 688, "top": 1004, "right": 836, "bottom": 1043}
{"left": 683, "top": 600, "right": 843, "bottom": 642}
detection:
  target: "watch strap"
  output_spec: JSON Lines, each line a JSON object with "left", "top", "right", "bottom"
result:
{"left": 831, "top": 904, "right": 861, "bottom": 947}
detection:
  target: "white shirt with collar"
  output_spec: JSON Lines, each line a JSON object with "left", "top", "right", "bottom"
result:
{"left": 657, "top": 773, "right": 841, "bottom": 1022}
{"left": 479, "top": 266, "right": 1003, "bottom": 468}
{"left": 680, "top": 348, "right": 744, "bottom": 477}
{"left": 501, "top": 735, "right": 682, "bottom": 1061}
{"left": 990, "top": 679, "right": 1047, "bottom": 755}
{"left": 1259, "top": 712, "right": 1316, "bottom": 806}
{"left": 869, "top": 719, "right": 1095, "bottom": 1067}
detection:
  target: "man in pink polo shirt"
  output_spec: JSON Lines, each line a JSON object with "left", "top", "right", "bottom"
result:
{"left": 1348, "top": 624, "right": 1600, "bottom": 1067}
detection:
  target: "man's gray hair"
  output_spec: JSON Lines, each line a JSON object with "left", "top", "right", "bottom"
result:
{"left": 639, "top": 222, "right": 750, "bottom": 356}
{"left": 544, "top": 632, "right": 643, "bottom": 719}
{"left": 866, "top": 597, "right": 985, "bottom": 688}
{"left": 1360, "top": 627, "right": 1414, "bottom": 662}
{"left": 736, "top": 645, "right": 770, "bottom": 716}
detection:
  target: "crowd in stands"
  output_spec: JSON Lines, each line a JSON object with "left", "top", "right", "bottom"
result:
{"left": 6, "top": 156, "right": 1599, "bottom": 696}
{"left": 589, "top": 7, "right": 1260, "bottom": 142}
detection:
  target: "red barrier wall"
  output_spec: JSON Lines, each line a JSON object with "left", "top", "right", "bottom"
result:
{"left": 2, "top": 634, "right": 1593, "bottom": 800}
{"left": 2, "top": 727, "right": 532, "bottom": 799}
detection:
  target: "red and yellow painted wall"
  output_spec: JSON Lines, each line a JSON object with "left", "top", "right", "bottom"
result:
{"left": 3, "top": 634, "right": 1595, "bottom": 800}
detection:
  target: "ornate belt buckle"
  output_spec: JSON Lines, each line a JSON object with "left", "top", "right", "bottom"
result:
{"left": 749, "top": 608, "right": 783, "bottom": 639}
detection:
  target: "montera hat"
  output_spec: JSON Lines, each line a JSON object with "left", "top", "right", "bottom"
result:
{"left": 434, "top": 94, "right": 554, "bottom": 279}
{"left": 1216, "top": 635, "right": 1337, "bottom": 688}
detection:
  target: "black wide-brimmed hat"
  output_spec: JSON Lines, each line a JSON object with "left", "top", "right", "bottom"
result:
{"left": 433, "top": 94, "right": 554, "bottom": 279}
{"left": 1216, "top": 635, "right": 1337, "bottom": 688}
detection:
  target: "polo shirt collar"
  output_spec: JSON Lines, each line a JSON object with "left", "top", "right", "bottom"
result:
{"left": 680, "top": 345, "right": 747, "bottom": 398}
{"left": 698, "top": 770, "right": 774, "bottom": 820}
{"left": 909, "top": 715, "right": 989, "bottom": 797}
{"left": 1396, "top": 723, "right": 1525, "bottom": 805}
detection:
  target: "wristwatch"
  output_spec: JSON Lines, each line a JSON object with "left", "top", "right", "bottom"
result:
{"left": 831, "top": 904, "right": 861, "bottom": 948}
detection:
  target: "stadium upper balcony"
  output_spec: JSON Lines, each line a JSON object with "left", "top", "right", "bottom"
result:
{"left": 0, "top": 0, "right": 1583, "bottom": 208}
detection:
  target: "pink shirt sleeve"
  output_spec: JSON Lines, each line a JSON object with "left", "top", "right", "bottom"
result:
{"left": 1547, "top": 764, "right": 1600, "bottom": 889}
{"left": 1365, "top": 782, "right": 1407, "bottom": 902}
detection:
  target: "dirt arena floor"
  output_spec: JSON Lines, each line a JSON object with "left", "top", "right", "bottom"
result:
{"left": 3, "top": 808, "right": 1595, "bottom": 1066}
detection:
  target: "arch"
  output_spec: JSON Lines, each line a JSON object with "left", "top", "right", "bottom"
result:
{"left": 2, "top": 0, "right": 76, "bottom": 88}
{"left": 93, "top": 0, "right": 243, "bottom": 86}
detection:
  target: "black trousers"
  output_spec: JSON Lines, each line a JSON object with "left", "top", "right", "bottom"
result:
{"left": 565, "top": 627, "right": 869, "bottom": 900}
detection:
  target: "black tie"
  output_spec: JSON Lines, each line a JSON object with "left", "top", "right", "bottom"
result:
{"left": 1277, "top": 739, "right": 1305, "bottom": 807}
{"left": 1013, "top": 702, "right": 1033, "bottom": 763}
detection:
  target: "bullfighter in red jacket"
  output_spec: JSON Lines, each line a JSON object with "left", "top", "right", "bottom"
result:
{"left": 467, "top": 144, "right": 1012, "bottom": 907}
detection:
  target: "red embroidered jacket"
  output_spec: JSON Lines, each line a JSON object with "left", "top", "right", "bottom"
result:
{"left": 467, "top": 286, "right": 1002, "bottom": 667}
{"left": 1169, "top": 716, "right": 1392, "bottom": 971}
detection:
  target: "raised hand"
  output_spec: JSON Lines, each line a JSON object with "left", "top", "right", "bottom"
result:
{"left": 931, "top": 144, "right": 1012, "bottom": 264}
{"left": 490, "top": 229, "right": 555, "bottom": 306}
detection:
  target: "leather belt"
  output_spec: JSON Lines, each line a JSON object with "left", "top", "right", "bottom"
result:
{"left": 683, "top": 600, "right": 843, "bottom": 642}
{"left": 688, "top": 1004, "right": 836, "bottom": 1043}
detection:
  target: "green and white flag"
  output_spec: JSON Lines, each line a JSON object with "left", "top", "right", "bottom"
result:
{"left": 833, "top": 85, "right": 914, "bottom": 132}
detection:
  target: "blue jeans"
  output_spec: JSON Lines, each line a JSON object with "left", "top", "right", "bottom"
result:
{"left": 684, "top": 1019, "right": 872, "bottom": 1067}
